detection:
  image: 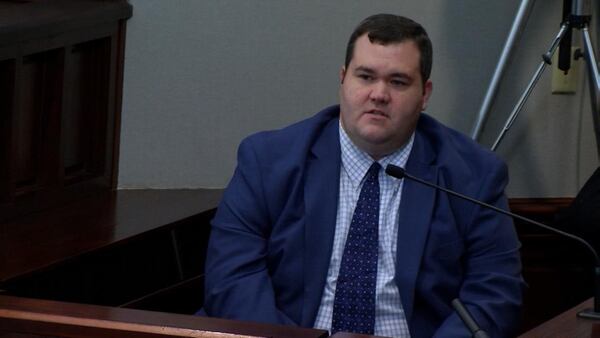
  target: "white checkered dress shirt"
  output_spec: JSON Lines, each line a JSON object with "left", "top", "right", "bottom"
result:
{"left": 313, "top": 121, "right": 414, "bottom": 337}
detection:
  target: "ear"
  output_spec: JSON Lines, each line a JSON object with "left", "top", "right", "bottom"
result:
{"left": 421, "top": 79, "right": 433, "bottom": 111}
{"left": 339, "top": 66, "right": 346, "bottom": 84}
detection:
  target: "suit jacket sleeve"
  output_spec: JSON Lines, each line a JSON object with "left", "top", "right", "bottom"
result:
{"left": 432, "top": 161, "right": 524, "bottom": 338}
{"left": 203, "top": 136, "right": 296, "bottom": 325}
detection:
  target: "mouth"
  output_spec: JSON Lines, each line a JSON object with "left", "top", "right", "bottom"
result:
{"left": 365, "top": 109, "right": 388, "bottom": 118}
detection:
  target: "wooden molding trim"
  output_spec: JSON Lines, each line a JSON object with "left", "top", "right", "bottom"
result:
{"left": 0, "top": 308, "right": 259, "bottom": 338}
{"left": 509, "top": 197, "right": 573, "bottom": 215}
{"left": 0, "top": 295, "right": 328, "bottom": 338}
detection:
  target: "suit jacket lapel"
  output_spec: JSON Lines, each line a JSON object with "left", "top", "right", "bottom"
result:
{"left": 395, "top": 128, "right": 437, "bottom": 323}
{"left": 301, "top": 117, "right": 341, "bottom": 326}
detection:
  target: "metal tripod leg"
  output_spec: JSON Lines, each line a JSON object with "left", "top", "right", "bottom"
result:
{"left": 580, "top": 27, "right": 600, "bottom": 158}
{"left": 471, "top": 0, "right": 536, "bottom": 141}
{"left": 491, "top": 23, "right": 571, "bottom": 151}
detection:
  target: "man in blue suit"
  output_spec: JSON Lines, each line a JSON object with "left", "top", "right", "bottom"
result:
{"left": 204, "top": 14, "right": 524, "bottom": 337}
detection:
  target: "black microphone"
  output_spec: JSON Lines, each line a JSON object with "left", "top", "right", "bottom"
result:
{"left": 385, "top": 164, "right": 600, "bottom": 320}
{"left": 451, "top": 298, "right": 490, "bottom": 338}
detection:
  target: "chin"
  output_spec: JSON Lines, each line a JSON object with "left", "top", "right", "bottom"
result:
{"left": 358, "top": 129, "right": 392, "bottom": 144}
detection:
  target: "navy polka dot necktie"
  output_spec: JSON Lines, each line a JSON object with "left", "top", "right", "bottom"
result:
{"left": 332, "top": 162, "right": 381, "bottom": 335}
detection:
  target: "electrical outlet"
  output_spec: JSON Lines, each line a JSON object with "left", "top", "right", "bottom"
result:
{"left": 551, "top": 47, "right": 581, "bottom": 94}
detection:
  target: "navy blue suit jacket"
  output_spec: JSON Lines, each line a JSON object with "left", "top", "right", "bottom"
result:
{"left": 204, "top": 105, "right": 524, "bottom": 337}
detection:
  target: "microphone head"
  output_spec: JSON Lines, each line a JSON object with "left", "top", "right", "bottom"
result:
{"left": 385, "top": 164, "right": 406, "bottom": 179}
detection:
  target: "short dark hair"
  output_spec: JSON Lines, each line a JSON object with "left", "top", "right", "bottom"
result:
{"left": 344, "top": 14, "right": 433, "bottom": 82}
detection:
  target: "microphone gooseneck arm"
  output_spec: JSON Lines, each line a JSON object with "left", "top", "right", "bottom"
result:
{"left": 452, "top": 299, "right": 490, "bottom": 338}
{"left": 385, "top": 164, "right": 600, "bottom": 319}
{"left": 385, "top": 164, "right": 600, "bottom": 265}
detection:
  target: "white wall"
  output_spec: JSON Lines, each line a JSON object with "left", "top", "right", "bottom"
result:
{"left": 119, "top": 0, "right": 599, "bottom": 197}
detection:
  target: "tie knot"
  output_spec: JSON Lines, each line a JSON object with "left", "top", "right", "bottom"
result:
{"left": 368, "top": 162, "right": 381, "bottom": 176}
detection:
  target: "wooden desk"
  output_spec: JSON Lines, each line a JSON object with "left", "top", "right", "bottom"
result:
{"left": 1, "top": 189, "right": 223, "bottom": 314}
{"left": 518, "top": 298, "right": 600, "bottom": 337}
{"left": 0, "top": 295, "right": 394, "bottom": 338}
{"left": 3, "top": 193, "right": 589, "bottom": 336}
{"left": 0, "top": 295, "right": 328, "bottom": 338}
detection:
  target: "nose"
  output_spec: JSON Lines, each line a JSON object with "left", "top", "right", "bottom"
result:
{"left": 369, "top": 82, "right": 390, "bottom": 105}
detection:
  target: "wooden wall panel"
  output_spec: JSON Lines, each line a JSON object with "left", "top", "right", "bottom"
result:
{"left": 16, "top": 54, "right": 44, "bottom": 191}
{"left": 13, "top": 49, "right": 64, "bottom": 197}
{"left": 510, "top": 198, "right": 594, "bottom": 333}
{"left": 0, "top": 0, "right": 132, "bottom": 222}
{"left": 63, "top": 38, "right": 110, "bottom": 183}
{"left": 0, "top": 59, "right": 15, "bottom": 203}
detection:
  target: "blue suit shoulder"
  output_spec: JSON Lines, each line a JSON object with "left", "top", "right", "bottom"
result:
{"left": 241, "top": 105, "right": 339, "bottom": 156}
{"left": 230, "top": 106, "right": 340, "bottom": 219}
{"left": 416, "top": 113, "right": 508, "bottom": 190}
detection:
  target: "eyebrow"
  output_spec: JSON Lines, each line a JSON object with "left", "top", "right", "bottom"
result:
{"left": 354, "top": 66, "right": 376, "bottom": 74}
{"left": 353, "top": 66, "right": 412, "bottom": 80}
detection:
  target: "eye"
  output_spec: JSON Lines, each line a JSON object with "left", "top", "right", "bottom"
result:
{"left": 357, "top": 73, "right": 374, "bottom": 81}
{"left": 390, "top": 79, "right": 407, "bottom": 87}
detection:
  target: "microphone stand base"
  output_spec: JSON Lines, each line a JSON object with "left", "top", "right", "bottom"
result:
{"left": 577, "top": 308, "right": 600, "bottom": 320}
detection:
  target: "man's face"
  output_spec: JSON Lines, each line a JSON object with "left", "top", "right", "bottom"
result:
{"left": 339, "top": 34, "right": 432, "bottom": 159}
